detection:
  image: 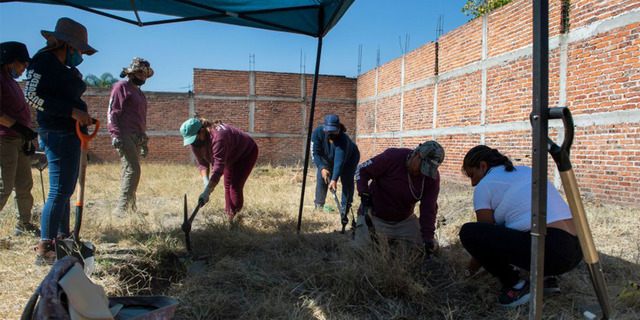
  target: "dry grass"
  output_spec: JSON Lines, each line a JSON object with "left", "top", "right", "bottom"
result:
{"left": 1, "top": 163, "right": 639, "bottom": 319}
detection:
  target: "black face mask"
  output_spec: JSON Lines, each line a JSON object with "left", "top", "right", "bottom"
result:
{"left": 130, "top": 76, "right": 146, "bottom": 86}
{"left": 328, "top": 133, "right": 339, "bottom": 141}
{"left": 191, "top": 138, "right": 205, "bottom": 148}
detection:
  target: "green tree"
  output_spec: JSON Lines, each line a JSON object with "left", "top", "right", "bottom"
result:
{"left": 462, "top": 0, "right": 514, "bottom": 19}
{"left": 84, "top": 72, "right": 118, "bottom": 88}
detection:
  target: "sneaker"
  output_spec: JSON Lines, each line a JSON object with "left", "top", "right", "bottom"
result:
{"left": 498, "top": 281, "right": 531, "bottom": 307}
{"left": 34, "top": 240, "right": 56, "bottom": 266}
{"left": 543, "top": 276, "right": 561, "bottom": 294}
{"left": 14, "top": 223, "right": 40, "bottom": 237}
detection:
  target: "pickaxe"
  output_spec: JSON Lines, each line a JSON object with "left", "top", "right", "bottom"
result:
{"left": 331, "top": 189, "right": 349, "bottom": 234}
{"left": 182, "top": 194, "right": 202, "bottom": 253}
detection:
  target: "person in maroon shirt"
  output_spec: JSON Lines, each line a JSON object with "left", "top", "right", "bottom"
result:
{"left": 354, "top": 141, "right": 445, "bottom": 255}
{"left": 0, "top": 41, "right": 39, "bottom": 236}
{"left": 180, "top": 117, "right": 259, "bottom": 223}
{"left": 108, "top": 57, "right": 153, "bottom": 213}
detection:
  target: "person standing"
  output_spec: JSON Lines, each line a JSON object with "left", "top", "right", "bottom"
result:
{"left": 24, "top": 17, "right": 97, "bottom": 265}
{"left": 354, "top": 141, "right": 444, "bottom": 255}
{"left": 180, "top": 117, "right": 259, "bottom": 223}
{"left": 108, "top": 57, "right": 153, "bottom": 213}
{"left": 0, "top": 41, "right": 39, "bottom": 236}
{"left": 311, "top": 114, "right": 360, "bottom": 222}
{"left": 459, "top": 145, "right": 582, "bottom": 307}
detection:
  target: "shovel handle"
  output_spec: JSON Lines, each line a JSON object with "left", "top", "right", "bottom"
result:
{"left": 546, "top": 107, "right": 574, "bottom": 172}
{"left": 76, "top": 119, "right": 100, "bottom": 150}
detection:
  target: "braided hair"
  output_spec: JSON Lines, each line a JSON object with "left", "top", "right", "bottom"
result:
{"left": 462, "top": 145, "right": 515, "bottom": 177}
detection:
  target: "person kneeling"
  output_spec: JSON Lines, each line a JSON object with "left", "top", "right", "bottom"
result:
{"left": 459, "top": 145, "right": 582, "bottom": 307}
{"left": 354, "top": 141, "right": 444, "bottom": 256}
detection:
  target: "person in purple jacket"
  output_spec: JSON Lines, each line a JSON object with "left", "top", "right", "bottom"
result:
{"left": 180, "top": 117, "right": 259, "bottom": 223}
{"left": 354, "top": 141, "right": 445, "bottom": 255}
{"left": 0, "top": 41, "right": 39, "bottom": 236}
{"left": 108, "top": 57, "right": 153, "bottom": 213}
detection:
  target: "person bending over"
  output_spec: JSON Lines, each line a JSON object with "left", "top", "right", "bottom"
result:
{"left": 354, "top": 141, "right": 444, "bottom": 255}
{"left": 180, "top": 117, "right": 258, "bottom": 223}
{"left": 459, "top": 145, "right": 582, "bottom": 307}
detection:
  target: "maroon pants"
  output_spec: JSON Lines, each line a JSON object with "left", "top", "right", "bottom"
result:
{"left": 223, "top": 145, "right": 258, "bottom": 214}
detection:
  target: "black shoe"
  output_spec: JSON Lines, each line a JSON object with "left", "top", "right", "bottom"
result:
{"left": 498, "top": 281, "right": 531, "bottom": 307}
{"left": 15, "top": 223, "right": 40, "bottom": 237}
{"left": 543, "top": 276, "right": 561, "bottom": 294}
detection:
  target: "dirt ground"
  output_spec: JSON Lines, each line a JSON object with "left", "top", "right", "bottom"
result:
{"left": 1, "top": 163, "right": 638, "bottom": 319}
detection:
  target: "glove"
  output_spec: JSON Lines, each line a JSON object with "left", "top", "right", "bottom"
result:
{"left": 10, "top": 122, "right": 37, "bottom": 141}
{"left": 423, "top": 241, "right": 436, "bottom": 257}
{"left": 202, "top": 176, "right": 209, "bottom": 188}
{"left": 360, "top": 192, "right": 373, "bottom": 208}
{"left": 141, "top": 143, "right": 149, "bottom": 157}
{"left": 113, "top": 137, "right": 123, "bottom": 149}
{"left": 23, "top": 141, "right": 36, "bottom": 156}
{"left": 198, "top": 187, "right": 212, "bottom": 206}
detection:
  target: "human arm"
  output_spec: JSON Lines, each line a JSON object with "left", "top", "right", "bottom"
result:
{"left": 355, "top": 152, "right": 388, "bottom": 195}
{"left": 107, "top": 83, "right": 126, "bottom": 142}
{"left": 419, "top": 173, "right": 440, "bottom": 244}
{"left": 311, "top": 127, "right": 330, "bottom": 170}
{"left": 0, "top": 115, "right": 37, "bottom": 140}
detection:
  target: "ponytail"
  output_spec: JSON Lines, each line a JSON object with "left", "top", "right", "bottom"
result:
{"left": 339, "top": 123, "right": 347, "bottom": 133}
{"left": 462, "top": 145, "right": 515, "bottom": 176}
{"left": 195, "top": 116, "right": 223, "bottom": 129}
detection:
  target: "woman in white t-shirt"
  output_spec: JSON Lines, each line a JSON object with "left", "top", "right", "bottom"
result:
{"left": 459, "top": 145, "right": 582, "bottom": 308}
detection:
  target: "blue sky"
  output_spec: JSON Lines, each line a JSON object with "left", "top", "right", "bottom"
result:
{"left": 1, "top": 1, "right": 469, "bottom": 92}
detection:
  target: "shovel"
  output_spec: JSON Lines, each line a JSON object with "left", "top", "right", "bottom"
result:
{"left": 55, "top": 119, "right": 99, "bottom": 276}
{"left": 182, "top": 194, "right": 203, "bottom": 253}
{"left": 331, "top": 189, "right": 348, "bottom": 234}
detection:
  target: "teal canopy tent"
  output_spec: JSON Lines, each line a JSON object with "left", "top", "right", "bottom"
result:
{"left": 2, "top": 0, "right": 356, "bottom": 232}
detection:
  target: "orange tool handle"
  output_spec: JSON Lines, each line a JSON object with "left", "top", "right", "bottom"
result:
{"left": 76, "top": 119, "right": 100, "bottom": 150}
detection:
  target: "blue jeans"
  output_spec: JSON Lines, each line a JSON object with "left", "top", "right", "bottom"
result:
{"left": 314, "top": 149, "right": 360, "bottom": 215}
{"left": 38, "top": 130, "right": 80, "bottom": 240}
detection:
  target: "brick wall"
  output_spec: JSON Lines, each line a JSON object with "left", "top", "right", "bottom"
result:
{"left": 355, "top": 0, "right": 640, "bottom": 206}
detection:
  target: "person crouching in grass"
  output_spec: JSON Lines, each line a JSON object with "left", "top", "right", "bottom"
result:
{"left": 459, "top": 145, "right": 582, "bottom": 307}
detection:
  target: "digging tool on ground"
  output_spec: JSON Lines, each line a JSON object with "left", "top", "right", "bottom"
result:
{"left": 55, "top": 119, "right": 99, "bottom": 276}
{"left": 30, "top": 151, "right": 48, "bottom": 204}
{"left": 331, "top": 189, "right": 348, "bottom": 234}
{"left": 545, "top": 107, "right": 614, "bottom": 319}
{"left": 182, "top": 194, "right": 203, "bottom": 253}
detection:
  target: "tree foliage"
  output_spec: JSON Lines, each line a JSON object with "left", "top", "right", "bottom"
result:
{"left": 84, "top": 72, "right": 118, "bottom": 88}
{"left": 462, "top": 0, "right": 515, "bottom": 19}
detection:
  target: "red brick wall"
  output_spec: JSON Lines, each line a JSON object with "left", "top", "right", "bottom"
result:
{"left": 193, "top": 69, "right": 249, "bottom": 95}
{"left": 355, "top": 0, "right": 639, "bottom": 206}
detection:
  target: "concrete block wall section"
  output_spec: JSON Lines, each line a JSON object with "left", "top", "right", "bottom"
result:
{"left": 355, "top": 0, "right": 640, "bottom": 206}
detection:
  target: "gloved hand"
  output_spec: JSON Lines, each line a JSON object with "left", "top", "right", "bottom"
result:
{"left": 423, "top": 241, "right": 436, "bottom": 257}
{"left": 202, "top": 176, "right": 209, "bottom": 188}
{"left": 112, "top": 137, "right": 123, "bottom": 149}
{"left": 198, "top": 187, "right": 212, "bottom": 206}
{"left": 360, "top": 192, "right": 373, "bottom": 208}
{"left": 23, "top": 141, "right": 36, "bottom": 156}
{"left": 10, "top": 122, "right": 37, "bottom": 141}
{"left": 141, "top": 143, "right": 149, "bottom": 157}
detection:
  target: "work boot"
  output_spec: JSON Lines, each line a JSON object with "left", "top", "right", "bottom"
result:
{"left": 34, "top": 240, "right": 56, "bottom": 266}
{"left": 15, "top": 222, "right": 40, "bottom": 237}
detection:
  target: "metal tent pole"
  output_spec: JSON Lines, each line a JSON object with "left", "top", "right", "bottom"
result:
{"left": 297, "top": 35, "right": 323, "bottom": 233}
{"left": 530, "top": 0, "right": 549, "bottom": 318}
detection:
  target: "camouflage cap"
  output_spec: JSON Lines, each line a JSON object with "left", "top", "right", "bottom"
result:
{"left": 120, "top": 57, "right": 154, "bottom": 78}
{"left": 417, "top": 141, "right": 445, "bottom": 179}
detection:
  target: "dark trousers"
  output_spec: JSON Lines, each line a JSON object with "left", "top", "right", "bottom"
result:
{"left": 223, "top": 145, "right": 258, "bottom": 214}
{"left": 314, "top": 150, "right": 360, "bottom": 214}
{"left": 459, "top": 222, "right": 583, "bottom": 287}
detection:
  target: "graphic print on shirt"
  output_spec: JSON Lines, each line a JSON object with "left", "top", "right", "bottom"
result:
{"left": 107, "top": 96, "right": 114, "bottom": 125}
{"left": 24, "top": 70, "right": 45, "bottom": 110}
{"left": 355, "top": 159, "right": 372, "bottom": 181}
{"left": 215, "top": 123, "right": 227, "bottom": 131}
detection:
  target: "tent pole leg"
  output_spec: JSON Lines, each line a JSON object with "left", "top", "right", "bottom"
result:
{"left": 297, "top": 36, "right": 323, "bottom": 233}
{"left": 530, "top": 0, "right": 549, "bottom": 319}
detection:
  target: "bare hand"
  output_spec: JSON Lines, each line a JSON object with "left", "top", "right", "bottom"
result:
{"left": 321, "top": 168, "right": 331, "bottom": 184}
{"left": 328, "top": 180, "right": 337, "bottom": 192}
{"left": 71, "top": 108, "right": 92, "bottom": 126}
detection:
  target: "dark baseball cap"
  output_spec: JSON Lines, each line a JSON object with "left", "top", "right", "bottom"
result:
{"left": 0, "top": 42, "right": 30, "bottom": 65}
{"left": 323, "top": 114, "right": 341, "bottom": 132}
{"left": 417, "top": 141, "right": 445, "bottom": 179}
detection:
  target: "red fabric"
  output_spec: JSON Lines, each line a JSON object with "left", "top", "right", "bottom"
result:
{"left": 0, "top": 70, "right": 32, "bottom": 138}
{"left": 223, "top": 144, "right": 258, "bottom": 214}
{"left": 107, "top": 81, "right": 147, "bottom": 140}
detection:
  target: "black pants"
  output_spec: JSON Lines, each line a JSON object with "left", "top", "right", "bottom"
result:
{"left": 459, "top": 222, "right": 583, "bottom": 287}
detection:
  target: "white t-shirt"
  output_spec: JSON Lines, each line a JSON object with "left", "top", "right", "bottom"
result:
{"left": 473, "top": 165, "right": 572, "bottom": 231}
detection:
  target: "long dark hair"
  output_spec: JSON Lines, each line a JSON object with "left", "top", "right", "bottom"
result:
{"left": 462, "top": 145, "right": 515, "bottom": 177}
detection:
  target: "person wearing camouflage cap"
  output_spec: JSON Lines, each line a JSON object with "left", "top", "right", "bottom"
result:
{"left": 354, "top": 141, "right": 445, "bottom": 255}
{"left": 108, "top": 57, "right": 153, "bottom": 214}
{"left": 0, "top": 41, "right": 40, "bottom": 237}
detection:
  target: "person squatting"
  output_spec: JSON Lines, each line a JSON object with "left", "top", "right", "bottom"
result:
{"left": 1, "top": 17, "right": 584, "bottom": 310}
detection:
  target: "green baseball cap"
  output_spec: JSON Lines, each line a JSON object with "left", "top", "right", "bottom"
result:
{"left": 180, "top": 118, "right": 203, "bottom": 146}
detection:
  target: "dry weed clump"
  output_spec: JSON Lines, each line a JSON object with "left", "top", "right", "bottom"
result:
{"left": 0, "top": 163, "right": 638, "bottom": 319}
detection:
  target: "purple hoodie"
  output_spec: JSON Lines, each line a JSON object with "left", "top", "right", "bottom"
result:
{"left": 107, "top": 81, "right": 147, "bottom": 139}
{"left": 356, "top": 148, "right": 440, "bottom": 242}
{"left": 0, "top": 70, "right": 32, "bottom": 138}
